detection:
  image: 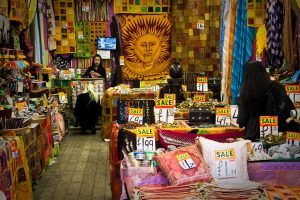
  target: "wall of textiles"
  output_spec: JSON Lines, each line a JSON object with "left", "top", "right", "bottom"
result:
{"left": 171, "top": 0, "right": 221, "bottom": 74}
{"left": 114, "top": 0, "right": 171, "bottom": 14}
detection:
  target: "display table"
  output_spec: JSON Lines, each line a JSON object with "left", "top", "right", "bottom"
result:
{"left": 248, "top": 161, "right": 300, "bottom": 187}
{"left": 109, "top": 124, "right": 245, "bottom": 200}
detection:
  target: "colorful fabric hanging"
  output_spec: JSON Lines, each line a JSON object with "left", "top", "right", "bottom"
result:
{"left": 256, "top": 24, "right": 267, "bottom": 60}
{"left": 219, "top": 0, "right": 226, "bottom": 71}
{"left": 46, "top": 0, "right": 57, "bottom": 50}
{"left": 231, "top": 0, "right": 256, "bottom": 105}
{"left": 28, "top": 0, "right": 38, "bottom": 26}
{"left": 265, "top": 0, "right": 284, "bottom": 69}
{"left": 34, "top": 12, "right": 42, "bottom": 64}
{"left": 282, "top": 0, "right": 294, "bottom": 70}
{"left": 221, "top": 0, "right": 237, "bottom": 104}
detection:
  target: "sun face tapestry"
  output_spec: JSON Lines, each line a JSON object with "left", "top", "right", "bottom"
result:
{"left": 119, "top": 15, "right": 171, "bottom": 80}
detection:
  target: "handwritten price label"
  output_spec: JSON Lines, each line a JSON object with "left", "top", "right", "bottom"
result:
{"left": 215, "top": 149, "right": 237, "bottom": 179}
{"left": 193, "top": 95, "right": 206, "bottom": 102}
{"left": 136, "top": 137, "right": 155, "bottom": 152}
{"left": 196, "top": 77, "right": 208, "bottom": 92}
{"left": 215, "top": 108, "right": 231, "bottom": 126}
{"left": 259, "top": 116, "right": 278, "bottom": 138}
{"left": 285, "top": 85, "right": 300, "bottom": 103}
{"left": 176, "top": 153, "right": 196, "bottom": 170}
{"left": 155, "top": 99, "right": 175, "bottom": 123}
{"left": 230, "top": 105, "right": 238, "bottom": 125}
{"left": 250, "top": 142, "right": 263, "bottom": 153}
{"left": 286, "top": 132, "right": 300, "bottom": 147}
{"left": 128, "top": 108, "right": 143, "bottom": 124}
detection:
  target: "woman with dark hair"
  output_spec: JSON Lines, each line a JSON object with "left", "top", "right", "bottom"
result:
{"left": 237, "top": 61, "right": 296, "bottom": 141}
{"left": 83, "top": 54, "right": 106, "bottom": 79}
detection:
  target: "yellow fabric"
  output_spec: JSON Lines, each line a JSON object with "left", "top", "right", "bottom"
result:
{"left": 120, "top": 15, "right": 171, "bottom": 80}
{"left": 28, "top": 0, "right": 37, "bottom": 26}
{"left": 256, "top": 24, "right": 267, "bottom": 59}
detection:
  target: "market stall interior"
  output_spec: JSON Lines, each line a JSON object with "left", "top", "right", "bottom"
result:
{"left": 0, "top": 0, "right": 300, "bottom": 200}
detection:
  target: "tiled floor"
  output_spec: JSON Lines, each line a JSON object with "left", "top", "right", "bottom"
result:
{"left": 33, "top": 128, "right": 111, "bottom": 200}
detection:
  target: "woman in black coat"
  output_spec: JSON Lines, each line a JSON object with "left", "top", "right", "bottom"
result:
{"left": 237, "top": 61, "right": 296, "bottom": 141}
{"left": 83, "top": 54, "right": 106, "bottom": 79}
{"left": 74, "top": 84, "right": 101, "bottom": 134}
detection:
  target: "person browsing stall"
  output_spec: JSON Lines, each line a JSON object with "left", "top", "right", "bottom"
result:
{"left": 83, "top": 54, "right": 106, "bottom": 79}
{"left": 237, "top": 61, "right": 297, "bottom": 141}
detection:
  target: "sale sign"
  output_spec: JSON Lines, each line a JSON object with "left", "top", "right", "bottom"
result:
{"left": 164, "top": 94, "right": 176, "bottom": 105}
{"left": 259, "top": 116, "right": 278, "bottom": 138}
{"left": 154, "top": 99, "right": 174, "bottom": 123}
{"left": 193, "top": 95, "right": 206, "bottom": 102}
{"left": 285, "top": 85, "right": 300, "bottom": 103}
{"left": 136, "top": 127, "right": 156, "bottom": 151}
{"left": 215, "top": 108, "right": 231, "bottom": 126}
{"left": 128, "top": 108, "right": 143, "bottom": 124}
{"left": 286, "top": 132, "right": 300, "bottom": 147}
{"left": 196, "top": 77, "right": 208, "bottom": 92}
{"left": 214, "top": 148, "right": 237, "bottom": 178}
{"left": 176, "top": 153, "right": 196, "bottom": 170}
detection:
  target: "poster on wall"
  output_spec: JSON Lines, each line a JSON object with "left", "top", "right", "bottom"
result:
{"left": 119, "top": 15, "right": 171, "bottom": 80}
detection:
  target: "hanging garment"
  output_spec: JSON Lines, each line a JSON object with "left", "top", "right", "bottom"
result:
{"left": 74, "top": 92, "right": 101, "bottom": 131}
{"left": 231, "top": 0, "right": 257, "bottom": 105}
{"left": 221, "top": 0, "right": 237, "bottom": 104}
{"left": 282, "top": 0, "right": 294, "bottom": 70}
{"left": 265, "top": 0, "right": 284, "bottom": 69}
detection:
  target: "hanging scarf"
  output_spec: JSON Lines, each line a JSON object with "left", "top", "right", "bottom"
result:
{"left": 282, "top": 0, "right": 294, "bottom": 70}
{"left": 231, "top": 0, "right": 257, "bottom": 104}
{"left": 265, "top": 0, "right": 284, "bottom": 69}
{"left": 221, "top": 0, "right": 237, "bottom": 104}
{"left": 28, "top": 0, "right": 38, "bottom": 26}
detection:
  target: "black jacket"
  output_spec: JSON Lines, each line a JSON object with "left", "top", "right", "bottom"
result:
{"left": 74, "top": 92, "right": 101, "bottom": 129}
{"left": 83, "top": 66, "right": 106, "bottom": 79}
{"left": 237, "top": 82, "right": 296, "bottom": 140}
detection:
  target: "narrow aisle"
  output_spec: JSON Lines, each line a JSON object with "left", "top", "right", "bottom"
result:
{"left": 33, "top": 129, "right": 111, "bottom": 200}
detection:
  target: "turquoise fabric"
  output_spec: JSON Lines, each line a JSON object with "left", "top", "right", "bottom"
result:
{"left": 231, "top": 0, "right": 256, "bottom": 104}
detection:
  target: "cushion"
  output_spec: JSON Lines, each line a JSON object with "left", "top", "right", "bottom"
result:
{"left": 198, "top": 137, "right": 253, "bottom": 186}
{"left": 154, "top": 145, "right": 211, "bottom": 185}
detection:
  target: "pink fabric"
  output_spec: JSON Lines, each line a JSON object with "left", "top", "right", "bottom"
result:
{"left": 154, "top": 145, "right": 212, "bottom": 185}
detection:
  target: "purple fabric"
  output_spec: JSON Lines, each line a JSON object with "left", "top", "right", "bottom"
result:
{"left": 138, "top": 173, "right": 169, "bottom": 187}
{"left": 248, "top": 161, "right": 300, "bottom": 186}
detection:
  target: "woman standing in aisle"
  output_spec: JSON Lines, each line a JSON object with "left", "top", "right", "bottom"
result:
{"left": 83, "top": 54, "right": 106, "bottom": 79}
{"left": 237, "top": 61, "right": 297, "bottom": 141}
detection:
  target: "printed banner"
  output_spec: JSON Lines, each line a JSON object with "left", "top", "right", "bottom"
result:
{"left": 119, "top": 15, "right": 171, "bottom": 80}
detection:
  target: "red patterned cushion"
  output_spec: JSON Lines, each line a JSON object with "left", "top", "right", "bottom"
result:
{"left": 154, "top": 145, "right": 211, "bottom": 185}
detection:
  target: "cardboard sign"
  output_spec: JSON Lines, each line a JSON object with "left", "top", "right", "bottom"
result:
{"left": 193, "top": 95, "right": 206, "bottom": 102}
{"left": 128, "top": 108, "right": 143, "bottom": 124}
{"left": 196, "top": 77, "right": 208, "bottom": 92}
{"left": 259, "top": 116, "right": 278, "bottom": 138}
{"left": 16, "top": 101, "right": 28, "bottom": 111}
{"left": 230, "top": 105, "right": 239, "bottom": 125}
{"left": 286, "top": 132, "right": 300, "bottom": 147}
{"left": 136, "top": 127, "right": 156, "bottom": 151}
{"left": 176, "top": 153, "right": 196, "bottom": 170}
{"left": 215, "top": 149, "right": 237, "bottom": 179}
{"left": 154, "top": 99, "right": 175, "bottom": 123}
{"left": 285, "top": 85, "right": 300, "bottom": 103}
{"left": 215, "top": 108, "right": 231, "bottom": 126}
